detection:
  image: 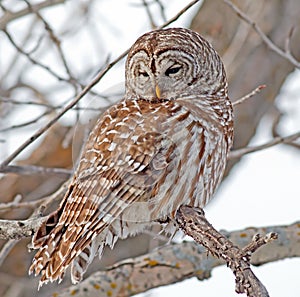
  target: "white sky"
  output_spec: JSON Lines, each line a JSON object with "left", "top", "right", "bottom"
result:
{"left": 1, "top": 1, "right": 299, "bottom": 296}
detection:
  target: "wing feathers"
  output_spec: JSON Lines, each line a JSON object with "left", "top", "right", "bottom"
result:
{"left": 30, "top": 99, "right": 181, "bottom": 287}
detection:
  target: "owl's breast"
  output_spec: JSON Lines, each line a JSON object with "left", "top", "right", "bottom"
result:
{"left": 148, "top": 99, "right": 230, "bottom": 220}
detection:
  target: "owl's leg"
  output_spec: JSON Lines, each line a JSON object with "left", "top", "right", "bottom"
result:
{"left": 157, "top": 217, "right": 179, "bottom": 243}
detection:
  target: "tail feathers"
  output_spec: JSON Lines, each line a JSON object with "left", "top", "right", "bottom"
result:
{"left": 71, "top": 239, "right": 101, "bottom": 284}
{"left": 70, "top": 227, "right": 119, "bottom": 284}
{"left": 29, "top": 225, "right": 65, "bottom": 289}
{"left": 29, "top": 225, "right": 110, "bottom": 288}
{"left": 29, "top": 210, "right": 120, "bottom": 288}
{"left": 29, "top": 225, "right": 80, "bottom": 286}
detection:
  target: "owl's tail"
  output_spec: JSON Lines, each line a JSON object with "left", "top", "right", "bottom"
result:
{"left": 28, "top": 209, "right": 65, "bottom": 288}
{"left": 29, "top": 214, "right": 109, "bottom": 288}
{"left": 29, "top": 197, "right": 115, "bottom": 289}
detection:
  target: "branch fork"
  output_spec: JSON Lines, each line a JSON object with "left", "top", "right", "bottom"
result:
{"left": 175, "top": 205, "right": 278, "bottom": 297}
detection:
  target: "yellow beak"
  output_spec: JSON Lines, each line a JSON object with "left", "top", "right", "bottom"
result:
{"left": 155, "top": 85, "right": 161, "bottom": 99}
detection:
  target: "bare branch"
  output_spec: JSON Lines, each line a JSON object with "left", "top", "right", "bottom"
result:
{"left": 271, "top": 107, "right": 300, "bottom": 150}
{"left": 0, "top": 216, "right": 45, "bottom": 240}
{"left": 0, "top": 109, "right": 52, "bottom": 132}
{"left": 23, "top": 0, "right": 76, "bottom": 84}
{"left": 2, "top": 29, "right": 71, "bottom": 83}
{"left": 0, "top": 0, "right": 66, "bottom": 30}
{"left": 0, "top": 180, "right": 69, "bottom": 212}
{"left": 0, "top": 165, "right": 71, "bottom": 178}
{"left": 156, "top": 0, "right": 201, "bottom": 29}
{"left": 232, "top": 85, "right": 266, "bottom": 107}
{"left": 0, "top": 97, "right": 108, "bottom": 112}
{"left": 142, "top": 0, "right": 157, "bottom": 29}
{"left": 229, "top": 130, "right": 300, "bottom": 159}
{"left": 0, "top": 240, "right": 18, "bottom": 266}
{"left": 154, "top": 0, "right": 167, "bottom": 22}
{"left": 224, "top": 0, "right": 300, "bottom": 69}
{"left": 176, "top": 206, "right": 273, "bottom": 297}
{"left": 51, "top": 220, "right": 300, "bottom": 297}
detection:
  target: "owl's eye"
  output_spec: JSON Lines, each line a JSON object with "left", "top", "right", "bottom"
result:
{"left": 138, "top": 71, "right": 149, "bottom": 77}
{"left": 165, "top": 65, "right": 182, "bottom": 76}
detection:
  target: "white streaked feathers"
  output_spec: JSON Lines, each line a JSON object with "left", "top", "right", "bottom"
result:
{"left": 29, "top": 28, "right": 233, "bottom": 288}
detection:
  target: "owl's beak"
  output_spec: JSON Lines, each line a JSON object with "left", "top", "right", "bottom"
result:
{"left": 155, "top": 85, "right": 161, "bottom": 99}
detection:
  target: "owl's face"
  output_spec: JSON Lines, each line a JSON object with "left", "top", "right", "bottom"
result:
{"left": 125, "top": 28, "right": 227, "bottom": 101}
{"left": 126, "top": 49, "right": 197, "bottom": 101}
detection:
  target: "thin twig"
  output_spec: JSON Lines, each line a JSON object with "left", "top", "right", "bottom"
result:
{"left": 0, "top": 0, "right": 66, "bottom": 30}
{"left": 0, "top": 53, "right": 123, "bottom": 167}
{"left": 229, "top": 130, "right": 300, "bottom": 159}
{"left": 23, "top": 0, "right": 77, "bottom": 84}
{"left": 0, "top": 240, "right": 18, "bottom": 266}
{"left": 0, "top": 97, "right": 108, "bottom": 112}
{"left": 154, "top": 0, "right": 167, "bottom": 22}
{"left": 156, "top": 0, "right": 201, "bottom": 29}
{"left": 0, "top": 109, "right": 52, "bottom": 132}
{"left": 232, "top": 85, "right": 266, "bottom": 106}
{"left": 224, "top": 0, "right": 300, "bottom": 69}
{"left": 0, "top": 165, "right": 72, "bottom": 178}
{"left": 242, "top": 233, "right": 278, "bottom": 257}
{"left": 1, "top": 17, "right": 38, "bottom": 80}
{"left": 271, "top": 107, "right": 300, "bottom": 150}
{"left": 142, "top": 0, "right": 157, "bottom": 29}
{"left": 0, "top": 180, "right": 69, "bottom": 213}
{"left": 2, "top": 29, "right": 70, "bottom": 82}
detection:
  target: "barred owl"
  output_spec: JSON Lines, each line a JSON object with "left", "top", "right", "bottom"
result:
{"left": 29, "top": 28, "right": 233, "bottom": 287}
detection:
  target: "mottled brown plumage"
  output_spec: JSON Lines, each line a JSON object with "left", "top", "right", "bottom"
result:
{"left": 29, "top": 28, "right": 233, "bottom": 287}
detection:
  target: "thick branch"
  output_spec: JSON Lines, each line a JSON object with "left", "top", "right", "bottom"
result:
{"left": 175, "top": 206, "right": 275, "bottom": 296}
{"left": 0, "top": 217, "right": 45, "bottom": 240}
{"left": 49, "top": 220, "right": 299, "bottom": 297}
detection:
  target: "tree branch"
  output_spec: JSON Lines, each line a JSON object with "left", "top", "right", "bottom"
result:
{"left": 2, "top": 28, "right": 71, "bottom": 83}
{"left": 0, "top": 165, "right": 71, "bottom": 178}
{"left": 0, "top": 216, "right": 45, "bottom": 240}
{"left": 232, "top": 85, "right": 266, "bottom": 107}
{"left": 176, "top": 206, "right": 276, "bottom": 296}
{"left": 229, "top": 130, "right": 300, "bottom": 160}
{"left": 224, "top": 0, "right": 300, "bottom": 69}
{"left": 23, "top": 0, "right": 77, "bottom": 84}
{"left": 0, "top": 0, "right": 66, "bottom": 30}
{"left": 0, "top": 180, "right": 69, "bottom": 213}
{"left": 49, "top": 220, "right": 299, "bottom": 297}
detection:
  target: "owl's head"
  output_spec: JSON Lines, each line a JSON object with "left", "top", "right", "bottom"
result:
{"left": 125, "top": 28, "right": 227, "bottom": 102}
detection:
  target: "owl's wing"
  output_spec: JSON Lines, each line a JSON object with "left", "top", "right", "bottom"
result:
{"left": 29, "top": 100, "right": 174, "bottom": 286}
